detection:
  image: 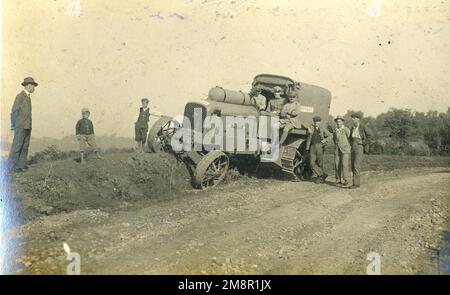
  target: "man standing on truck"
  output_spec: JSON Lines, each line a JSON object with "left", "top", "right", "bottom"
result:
{"left": 306, "top": 116, "right": 332, "bottom": 184}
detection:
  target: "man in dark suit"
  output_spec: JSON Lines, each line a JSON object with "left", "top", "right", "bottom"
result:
{"left": 8, "top": 77, "right": 38, "bottom": 172}
{"left": 349, "top": 113, "right": 373, "bottom": 189}
{"left": 306, "top": 116, "right": 332, "bottom": 184}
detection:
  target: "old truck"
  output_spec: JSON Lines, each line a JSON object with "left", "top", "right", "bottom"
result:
{"left": 147, "top": 74, "right": 332, "bottom": 189}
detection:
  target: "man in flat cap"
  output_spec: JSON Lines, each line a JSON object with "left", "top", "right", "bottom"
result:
{"left": 349, "top": 112, "right": 373, "bottom": 189}
{"left": 306, "top": 116, "right": 332, "bottom": 184}
{"left": 8, "top": 77, "right": 38, "bottom": 172}
{"left": 332, "top": 115, "right": 351, "bottom": 187}
{"left": 134, "top": 98, "right": 151, "bottom": 153}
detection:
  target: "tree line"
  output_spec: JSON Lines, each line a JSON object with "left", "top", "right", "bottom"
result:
{"left": 326, "top": 107, "right": 450, "bottom": 156}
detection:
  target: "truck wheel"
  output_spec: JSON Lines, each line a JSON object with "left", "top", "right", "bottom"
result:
{"left": 147, "top": 117, "right": 175, "bottom": 153}
{"left": 194, "top": 151, "right": 229, "bottom": 189}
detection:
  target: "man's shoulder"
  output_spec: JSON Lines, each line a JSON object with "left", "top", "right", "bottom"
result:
{"left": 76, "top": 118, "right": 92, "bottom": 123}
{"left": 16, "top": 91, "right": 26, "bottom": 99}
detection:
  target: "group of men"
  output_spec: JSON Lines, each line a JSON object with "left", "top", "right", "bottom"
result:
{"left": 250, "top": 86, "right": 372, "bottom": 189}
{"left": 305, "top": 113, "right": 372, "bottom": 189}
{"left": 7, "top": 77, "right": 152, "bottom": 171}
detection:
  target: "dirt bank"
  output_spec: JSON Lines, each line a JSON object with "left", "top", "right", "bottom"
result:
{"left": 8, "top": 153, "right": 191, "bottom": 222}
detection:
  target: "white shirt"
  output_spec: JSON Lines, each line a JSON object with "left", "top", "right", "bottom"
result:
{"left": 252, "top": 94, "right": 266, "bottom": 110}
{"left": 352, "top": 124, "right": 361, "bottom": 138}
{"left": 336, "top": 126, "right": 345, "bottom": 134}
{"left": 24, "top": 89, "right": 31, "bottom": 97}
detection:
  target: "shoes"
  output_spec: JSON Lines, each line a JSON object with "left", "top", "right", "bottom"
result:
{"left": 322, "top": 173, "right": 328, "bottom": 181}
{"left": 341, "top": 180, "right": 349, "bottom": 185}
{"left": 314, "top": 177, "right": 324, "bottom": 184}
{"left": 348, "top": 185, "right": 360, "bottom": 189}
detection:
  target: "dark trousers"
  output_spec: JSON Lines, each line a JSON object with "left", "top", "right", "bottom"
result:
{"left": 309, "top": 143, "right": 324, "bottom": 177}
{"left": 8, "top": 128, "right": 31, "bottom": 170}
{"left": 351, "top": 143, "right": 364, "bottom": 186}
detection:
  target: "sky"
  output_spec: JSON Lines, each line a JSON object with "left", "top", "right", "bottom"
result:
{"left": 1, "top": 0, "right": 449, "bottom": 139}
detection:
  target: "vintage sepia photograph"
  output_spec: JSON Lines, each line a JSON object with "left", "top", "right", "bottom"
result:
{"left": 0, "top": 0, "right": 449, "bottom": 277}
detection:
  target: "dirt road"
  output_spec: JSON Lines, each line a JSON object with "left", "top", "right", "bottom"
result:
{"left": 10, "top": 159, "right": 449, "bottom": 275}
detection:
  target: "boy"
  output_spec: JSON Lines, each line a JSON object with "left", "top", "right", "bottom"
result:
{"left": 134, "top": 98, "right": 150, "bottom": 153}
{"left": 76, "top": 108, "right": 103, "bottom": 164}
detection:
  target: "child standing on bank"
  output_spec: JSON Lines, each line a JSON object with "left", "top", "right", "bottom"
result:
{"left": 75, "top": 108, "right": 103, "bottom": 164}
{"left": 134, "top": 98, "right": 150, "bottom": 153}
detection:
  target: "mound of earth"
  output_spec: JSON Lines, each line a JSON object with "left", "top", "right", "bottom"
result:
{"left": 8, "top": 153, "right": 191, "bottom": 222}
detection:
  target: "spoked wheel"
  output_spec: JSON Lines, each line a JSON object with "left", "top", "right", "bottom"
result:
{"left": 194, "top": 151, "right": 229, "bottom": 189}
{"left": 147, "top": 117, "right": 176, "bottom": 153}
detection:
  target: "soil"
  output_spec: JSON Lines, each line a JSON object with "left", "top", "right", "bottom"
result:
{"left": 2, "top": 152, "right": 449, "bottom": 274}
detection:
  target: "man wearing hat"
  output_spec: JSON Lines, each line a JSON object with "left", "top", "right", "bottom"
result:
{"left": 332, "top": 115, "right": 351, "bottom": 186}
{"left": 306, "top": 116, "right": 332, "bottom": 184}
{"left": 267, "top": 86, "right": 285, "bottom": 115}
{"left": 134, "top": 98, "right": 151, "bottom": 153}
{"left": 8, "top": 77, "right": 38, "bottom": 172}
{"left": 349, "top": 112, "right": 373, "bottom": 189}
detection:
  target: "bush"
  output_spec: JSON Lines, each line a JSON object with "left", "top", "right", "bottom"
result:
{"left": 29, "top": 145, "right": 78, "bottom": 164}
{"left": 29, "top": 145, "right": 134, "bottom": 165}
{"left": 368, "top": 141, "right": 384, "bottom": 155}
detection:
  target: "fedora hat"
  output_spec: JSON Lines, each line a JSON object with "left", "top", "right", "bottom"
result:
{"left": 21, "top": 77, "right": 38, "bottom": 87}
{"left": 334, "top": 115, "right": 345, "bottom": 122}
